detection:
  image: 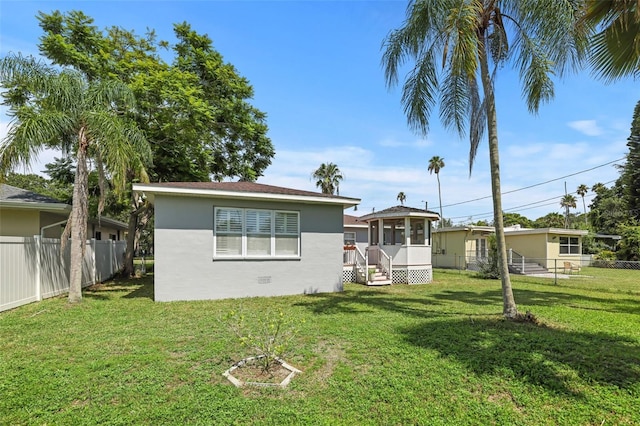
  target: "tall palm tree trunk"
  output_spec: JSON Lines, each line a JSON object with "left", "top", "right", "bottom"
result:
{"left": 436, "top": 172, "right": 443, "bottom": 227}
{"left": 582, "top": 196, "right": 587, "bottom": 224}
{"left": 68, "top": 128, "right": 90, "bottom": 303}
{"left": 478, "top": 41, "right": 518, "bottom": 319}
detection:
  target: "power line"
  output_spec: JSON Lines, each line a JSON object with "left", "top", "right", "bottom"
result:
{"left": 448, "top": 179, "right": 616, "bottom": 221}
{"left": 441, "top": 157, "right": 624, "bottom": 209}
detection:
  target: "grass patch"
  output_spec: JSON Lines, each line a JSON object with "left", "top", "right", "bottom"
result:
{"left": 1, "top": 269, "right": 639, "bottom": 424}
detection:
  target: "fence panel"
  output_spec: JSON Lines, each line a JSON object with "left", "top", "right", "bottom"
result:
{"left": 0, "top": 236, "right": 38, "bottom": 312}
{"left": 113, "top": 241, "right": 126, "bottom": 272}
{"left": 39, "top": 238, "right": 71, "bottom": 299}
{"left": 1, "top": 236, "right": 126, "bottom": 312}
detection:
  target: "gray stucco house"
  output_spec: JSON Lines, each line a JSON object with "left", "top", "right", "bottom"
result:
{"left": 133, "top": 182, "right": 360, "bottom": 302}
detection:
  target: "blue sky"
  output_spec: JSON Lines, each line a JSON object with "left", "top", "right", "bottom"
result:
{"left": 1, "top": 1, "right": 638, "bottom": 223}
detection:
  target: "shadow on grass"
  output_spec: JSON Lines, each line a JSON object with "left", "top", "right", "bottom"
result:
{"left": 297, "top": 285, "right": 640, "bottom": 395}
{"left": 431, "top": 287, "right": 640, "bottom": 316}
{"left": 402, "top": 317, "right": 640, "bottom": 395}
{"left": 84, "top": 274, "right": 154, "bottom": 300}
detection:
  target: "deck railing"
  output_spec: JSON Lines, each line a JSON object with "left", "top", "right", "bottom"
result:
{"left": 353, "top": 246, "right": 368, "bottom": 284}
{"left": 378, "top": 248, "right": 392, "bottom": 279}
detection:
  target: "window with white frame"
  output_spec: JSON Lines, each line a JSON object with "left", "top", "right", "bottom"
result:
{"left": 214, "top": 207, "right": 299, "bottom": 258}
{"left": 344, "top": 232, "right": 356, "bottom": 246}
{"left": 559, "top": 236, "right": 580, "bottom": 254}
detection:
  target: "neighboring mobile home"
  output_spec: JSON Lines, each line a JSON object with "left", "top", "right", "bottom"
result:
{"left": 503, "top": 226, "right": 588, "bottom": 272}
{"left": 0, "top": 184, "right": 128, "bottom": 240}
{"left": 343, "top": 213, "right": 368, "bottom": 252}
{"left": 133, "top": 182, "right": 360, "bottom": 302}
{"left": 0, "top": 184, "right": 71, "bottom": 238}
{"left": 432, "top": 225, "right": 495, "bottom": 269}
{"left": 432, "top": 223, "right": 588, "bottom": 273}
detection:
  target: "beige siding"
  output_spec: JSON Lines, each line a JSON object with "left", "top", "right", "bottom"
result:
{"left": 433, "top": 230, "right": 468, "bottom": 268}
{"left": 0, "top": 209, "right": 40, "bottom": 237}
{"left": 505, "top": 233, "right": 584, "bottom": 269}
{"left": 505, "top": 233, "right": 548, "bottom": 262}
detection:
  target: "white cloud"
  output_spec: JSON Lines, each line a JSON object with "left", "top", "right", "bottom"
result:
{"left": 567, "top": 120, "right": 603, "bottom": 136}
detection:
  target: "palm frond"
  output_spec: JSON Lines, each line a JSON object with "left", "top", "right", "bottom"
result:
{"left": 468, "top": 76, "right": 486, "bottom": 174}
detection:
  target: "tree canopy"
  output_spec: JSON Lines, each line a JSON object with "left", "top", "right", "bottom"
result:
{"left": 0, "top": 53, "right": 150, "bottom": 302}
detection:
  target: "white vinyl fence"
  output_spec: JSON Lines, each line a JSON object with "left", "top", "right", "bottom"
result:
{"left": 0, "top": 236, "right": 126, "bottom": 312}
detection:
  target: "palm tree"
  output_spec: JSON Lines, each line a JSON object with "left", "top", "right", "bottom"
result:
{"left": 582, "top": 0, "right": 640, "bottom": 82}
{"left": 560, "top": 194, "right": 578, "bottom": 228}
{"left": 312, "top": 163, "right": 343, "bottom": 195}
{"left": 0, "top": 53, "right": 150, "bottom": 303}
{"left": 427, "top": 156, "right": 445, "bottom": 226}
{"left": 576, "top": 184, "right": 589, "bottom": 224}
{"left": 592, "top": 182, "right": 606, "bottom": 194}
{"left": 397, "top": 191, "right": 406, "bottom": 205}
{"left": 382, "top": 1, "right": 588, "bottom": 319}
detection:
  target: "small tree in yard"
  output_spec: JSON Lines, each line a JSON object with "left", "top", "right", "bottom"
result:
{"left": 224, "top": 307, "right": 301, "bottom": 373}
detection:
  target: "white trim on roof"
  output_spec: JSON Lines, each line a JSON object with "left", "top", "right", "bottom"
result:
{"left": 0, "top": 201, "right": 71, "bottom": 212}
{"left": 359, "top": 211, "right": 440, "bottom": 221}
{"left": 433, "top": 226, "right": 495, "bottom": 234}
{"left": 504, "top": 228, "right": 588, "bottom": 236}
{"left": 133, "top": 184, "right": 360, "bottom": 208}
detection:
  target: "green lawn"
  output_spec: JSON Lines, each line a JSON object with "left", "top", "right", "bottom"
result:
{"left": 1, "top": 268, "right": 638, "bottom": 425}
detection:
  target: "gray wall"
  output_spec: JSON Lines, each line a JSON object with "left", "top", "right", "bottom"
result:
{"left": 153, "top": 194, "right": 345, "bottom": 302}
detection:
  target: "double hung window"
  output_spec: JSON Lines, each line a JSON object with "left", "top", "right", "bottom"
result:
{"left": 559, "top": 236, "right": 580, "bottom": 254}
{"left": 214, "top": 208, "right": 299, "bottom": 258}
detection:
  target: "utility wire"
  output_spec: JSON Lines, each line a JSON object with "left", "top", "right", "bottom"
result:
{"left": 448, "top": 179, "right": 616, "bottom": 221}
{"left": 440, "top": 157, "right": 624, "bottom": 209}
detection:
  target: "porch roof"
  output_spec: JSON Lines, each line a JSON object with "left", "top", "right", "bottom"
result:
{"left": 358, "top": 205, "right": 440, "bottom": 221}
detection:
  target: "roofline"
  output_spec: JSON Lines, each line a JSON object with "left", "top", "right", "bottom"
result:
{"left": 0, "top": 201, "right": 71, "bottom": 213}
{"left": 433, "top": 225, "right": 495, "bottom": 233}
{"left": 359, "top": 211, "right": 440, "bottom": 221}
{"left": 504, "top": 227, "right": 589, "bottom": 236}
{"left": 133, "top": 184, "right": 360, "bottom": 208}
{"left": 90, "top": 216, "right": 128, "bottom": 229}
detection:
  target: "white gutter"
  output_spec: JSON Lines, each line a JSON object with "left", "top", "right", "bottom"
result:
{"left": 40, "top": 219, "right": 68, "bottom": 237}
{"left": 133, "top": 184, "right": 361, "bottom": 208}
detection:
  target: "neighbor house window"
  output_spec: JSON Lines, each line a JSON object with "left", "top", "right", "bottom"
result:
{"left": 559, "top": 236, "right": 580, "bottom": 254}
{"left": 344, "top": 232, "right": 356, "bottom": 246}
{"left": 214, "top": 207, "right": 299, "bottom": 258}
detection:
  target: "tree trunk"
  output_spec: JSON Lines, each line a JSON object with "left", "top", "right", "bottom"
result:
{"left": 123, "top": 206, "right": 138, "bottom": 277}
{"left": 68, "top": 127, "right": 90, "bottom": 303}
{"left": 437, "top": 173, "right": 443, "bottom": 227}
{"left": 582, "top": 197, "right": 587, "bottom": 224}
{"left": 478, "top": 40, "right": 518, "bottom": 319}
{"left": 123, "top": 199, "right": 151, "bottom": 276}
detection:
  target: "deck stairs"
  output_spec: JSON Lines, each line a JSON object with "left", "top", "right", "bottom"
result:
{"left": 508, "top": 262, "right": 549, "bottom": 275}
{"left": 367, "top": 267, "right": 392, "bottom": 286}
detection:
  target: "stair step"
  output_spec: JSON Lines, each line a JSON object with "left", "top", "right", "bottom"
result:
{"left": 367, "top": 279, "right": 392, "bottom": 286}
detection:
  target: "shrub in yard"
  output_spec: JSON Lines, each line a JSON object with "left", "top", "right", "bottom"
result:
{"left": 223, "top": 307, "right": 301, "bottom": 372}
{"left": 476, "top": 234, "right": 500, "bottom": 279}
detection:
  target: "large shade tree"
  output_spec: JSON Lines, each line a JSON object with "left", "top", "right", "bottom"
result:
{"left": 312, "top": 163, "right": 343, "bottom": 195}
{"left": 427, "top": 156, "right": 445, "bottom": 225}
{"left": 0, "top": 53, "right": 150, "bottom": 303}
{"left": 37, "top": 11, "right": 275, "bottom": 275}
{"left": 382, "top": 0, "right": 589, "bottom": 318}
